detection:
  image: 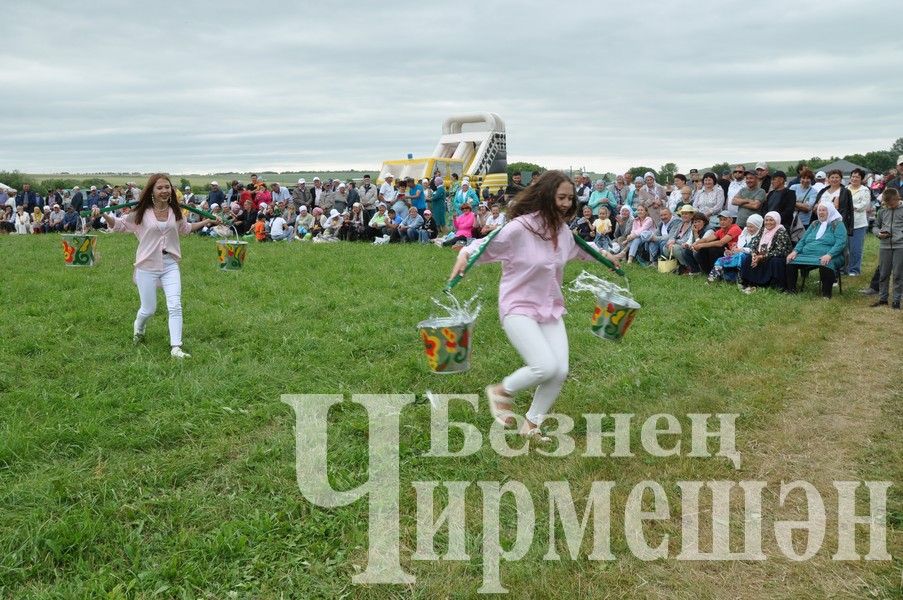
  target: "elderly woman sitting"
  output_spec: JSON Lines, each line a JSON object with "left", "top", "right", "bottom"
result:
{"left": 708, "top": 213, "right": 762, "bottom": 283}
{"left": 738, "top": 211, "right": 793, "bottom": 293}
{"left": 785, "top": 203, "right": 848, "bottom": 298}
{"left": 612, "top": 205, "right": 634, "bottom": 252}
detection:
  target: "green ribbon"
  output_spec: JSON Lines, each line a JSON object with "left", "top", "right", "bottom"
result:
{"left": 444, "top": 225, "right": 504, "bottom": 291}
{"left": 571, "top": 232, "right": 625, "bottom": 276}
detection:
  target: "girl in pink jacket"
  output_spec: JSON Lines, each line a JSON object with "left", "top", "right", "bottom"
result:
{"left": 98, "top": 174, "right": 215, "bottom": 358}
{"left": 450, "top": 172, "right": 620, "bottom": 441}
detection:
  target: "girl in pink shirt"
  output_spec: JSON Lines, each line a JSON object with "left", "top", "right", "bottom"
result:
{"left": 449, "top": 172, "right": 620, "bottom": 441}
{"left": 97, "top": 174, "right": 215, "bottom": 359}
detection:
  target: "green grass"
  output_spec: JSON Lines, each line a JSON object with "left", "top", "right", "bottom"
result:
{"left": 0, "top": 234, "right": 898, "bottom": 598}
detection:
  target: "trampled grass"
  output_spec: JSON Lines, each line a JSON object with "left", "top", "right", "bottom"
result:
{"left": 0, "top": 234, "right": 899, "bottom": 598}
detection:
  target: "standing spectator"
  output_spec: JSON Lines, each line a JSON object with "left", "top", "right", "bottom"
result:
{"left": 733, "top": 170, "right": 766, "bottom": 228}
{"left": 870, "top": 187, "right": 902, "bottom": 309}
{"left": 718, "top": 170, "right": 731, "bottom": 198}
{"left": 506, "top": 171, "right": 525, "bottom": 203}
{"left": 346, "top": 180, "right": 360, "bottom": 209}
{"left": 207, "top": 181, "right": 225, "bottom": 207}
{"left": 588, "top": 179, "right": 616, "bottom": 216}
{"left": 358, "top": 175, "right": 378, "bottom": 224}
{"left": 407, "top": 177, "right": 426, "bottom": 215}
{"left": 607, "top": 174, "right": 629, "bottom": 207}
{"left": 815, "top": 169, "right": 854, "bottom": 237}
{"left": 846, "top": 168, "right": 871, "bottom": 276}
{"left": 452, "top": 180, "right": 479, "bottom": 217}
{"left": 575, "top": 173, "right": 592, "bottom": 208}
{"left": 332, "top": 183, "right": 349, "bottom": 213}
{"left": 761, "top": 171, "right": 796, "bottom": 231}
{"left": 692, "top": 172, "right": 725, "bottom": 226}
{"left": 271, "top": 182, "right": 291, "bottom": 204}
{"left": 292, "top": 179, "right": 309, "bottom": 207}
{"left": 812, "top": 171, "right": 827, "bottom": 195}
{"left": 789, "top": 168, "right": 818, "bottom": 232}
{"left": 883, "top": 155, "right": 903, "bottom": 195}
{"left": 18, "top": 183, "right": 39, "bottom": 212}
{"left": 430, "top": 176, "right": 447, "bottom": 229}
{"left": 312, "top": 177, "right": 325, "bottom": 207}
{"left": 378, "top": 174, "right": 396, "bottom": 207}
{"left": 638, "top": 171, "right": 666, "bottom": 226}
{"left": 755, "top": 162, "right": 771, "bottom": 192}
{"left": 725, "top": 165, "right": 746, "bottom": 218}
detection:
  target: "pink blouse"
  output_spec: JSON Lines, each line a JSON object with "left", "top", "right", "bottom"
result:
{"left": 454, "top": 211, "right": 475, "bottom": 238}
{"left": 463, "top": 212, "right": 592, "bottom": 323}
{"left": 112, "top": 208, "right": 192, "bottom": 271}
{"left": 630, "top": 216, "right": 654, "bottom": 236}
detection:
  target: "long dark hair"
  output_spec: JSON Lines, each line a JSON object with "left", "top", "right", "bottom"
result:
{"left": 134, "top": 173, "right": 182, "bottom": 225}
{"left": 506, "top": 170, "right": 577, "bottom": 244}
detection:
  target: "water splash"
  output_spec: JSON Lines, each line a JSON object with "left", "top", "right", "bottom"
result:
{"left": 568, "top": 270, "right": 633, "bottom": 301}
{"left": 424, "top": 289, "right": 483, "bottom": 326}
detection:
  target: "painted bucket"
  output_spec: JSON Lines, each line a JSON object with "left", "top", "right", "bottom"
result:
{"left": 417, "top": 318, "right": 474, "bottom": 374}
{"left": 61, "top": 234, "right": 97, "bottom": 267}
{"left": 216, "top": 240, "right": 247, "bottom": 270}
{"left": 591, "top": 291, "right": 641, "bottom": 342}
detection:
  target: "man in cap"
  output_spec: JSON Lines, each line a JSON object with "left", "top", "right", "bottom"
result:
{"left": 378, "top": 174, "right": 396, "bottom": 205}
{"left": 312, "top": 176, "right": 324, "bottom": 207}
{"left": 692, "top": 209, "right": 742, "bottom": 277}
{"left": 183, "top": 185, "right": 196, "bottom": 205}
{"left": 87, "top": 185, "right": 99, "bottom": 208}
{"left": 292, "top": 178, "right": 310, "bottom": 208}
{"left": 207, "top": 181, "right": 225, "bottom": 206}
{"left": 725, "top": 165, "right": 746, "bottom": 218}
{"left": 358, "top": 174, "right": 378, "bottom": 223}
{"left": 761, "top": 171, "right": 796, "bottom": 228}
{"left": 70, "top": 186, "right": 84, "bottom": 213}
{"left": 813, "top": 171, "right": 827, "bottom": 195}
{"left": 882, "top": 155, "right": 903, "bottom": 196}
{"left": 48, "top": 204, "right": 65, "bottom": 232}
{"left": 576, "top": 173, "right": 592, "bottom": 209}
{"left": 755, "top": 162, "right": 771, "bottom": 192}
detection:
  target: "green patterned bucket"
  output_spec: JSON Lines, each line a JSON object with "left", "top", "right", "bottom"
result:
{"left": 61, "top": 234, "right": 97, "bottom": 267}
{"left": 216, "top": 240, "right": 247, "bottom": 270}
{"left": 417, "top": 318, "right": 474, "bottom": 374}
{"left": 591, "top": 291, "right": 640, "bottom": 341}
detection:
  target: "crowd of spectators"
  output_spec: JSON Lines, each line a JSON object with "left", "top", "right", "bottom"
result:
{"left": 3, "top": 159, "right": 901, "bottom": 307}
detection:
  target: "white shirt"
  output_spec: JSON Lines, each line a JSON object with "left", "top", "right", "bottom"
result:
{"left": 379, "top": 182, "right": 397, "bottom": 203}
{"left": 667, "top": 189, "right": 683, "bottom": 212}
{"left": 273, "top": 187, "right": 291, "bottom": 203}
{"left": 270, "top": 216, "right": 287, "bottom": 236}
{"left": 485, "top": 213, "right": 506, "bottom": 228}
{"left": 726, "top": 179, "right": 745, "bottom": 217}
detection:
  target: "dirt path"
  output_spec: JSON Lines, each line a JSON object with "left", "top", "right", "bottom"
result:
{"left": 643, "top": 307, "right": 902, "bottom": 599}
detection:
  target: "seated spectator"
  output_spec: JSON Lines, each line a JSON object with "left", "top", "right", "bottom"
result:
{"left": 309, "top": 207, "right": 325, "bottom": 237}
{"left": 483, "top": 204, "right": 506, "bottom": 235}
{"left": 385, "top": 208, "right": 402, "bottom": 242}
{"left": 664, "top": 204, "right": 695, "bottom": 262}
{"left": 672, "top": 185, "right": 694, "bottom": 214}
{"left": 785, "top": 203, "right": 847, "bottom": 299}
{"left": 709, "top": 214, "right": 762, "bottom": 283}
{"left": 692, "top": 210, "right": 742, "bottom": 275}
{"left": 252, "top": 213, "right": 268, "bottom": 242}
{"left": 672, "top": 211, "right": 712, "bottom": 275}
{"left": 367, "top": 203, "right": 390, "bottom": 239}
{"left": 648, "top": 206, "right": 679, "bottom": 261}
{"left": 441, "top": 202, "right": 475, "bottom": 247}
{"left": 340, "top": 202, "right": 367, "bottom": 241}
{"left": 320, "top": 209, "right": 344, "bottom": 241}
{"left": 615, "top": 204, "right": 654, "bottom": 264}
{"left": 738, "top": 211, "right": 792, "bottom": 293}
{"left": 472, "top": 203, "right": 491, "bottom": 239}
{"left": 62, "top": 205, "right": 80, "bottom": 232}
{"left": 32, "top": 206, "right": 44, "bottom": 232}
{"left": 295, "top": 205, "right": 315, "bottom": 239}
{"left": 0, "top": 205, "right": 14, "bottom": 233}
{"left": 48, "top": 204, "right": 64, "bottom": 232}
{"left": 398, "top": 206, "right": 424, "bottom": 242}
{"left": 571, "top": 205, "right": 596, "bottom": 242}
{"left": 14, "top": 206, "right": 32, "bottom": 234}
{"left": 594, "top": 205, "right": 613, "bottom": 250}
{"left": 269, "top": 210, "right": 291, "bottom": 241}
{"left": 419, "top": 209, "right": 439, "bottom": 243}
{"left": 612, "top": 205, "right": 634, "bottom": 252}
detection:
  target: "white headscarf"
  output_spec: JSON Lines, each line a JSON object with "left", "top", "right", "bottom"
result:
{"left": 815, "top": 202, "right": 842, "bottom": 240}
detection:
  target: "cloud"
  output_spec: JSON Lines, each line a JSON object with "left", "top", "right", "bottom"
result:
{"left": 1, "top": 0, "right": 901, "bottom": 174}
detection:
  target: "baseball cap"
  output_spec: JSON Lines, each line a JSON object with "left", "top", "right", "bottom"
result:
{"left": 815, "top": 171, "right": 826, "bottom": 180}
{"left": 755, "top": 162, "right": 768, "bottom": 170}
{"left": 717, "top": 210, "right": 733, "bottom": 218}
{"left": 210, "top": 181, "right": 219, "bottom": 186}
{"left": 897, "top": 154, "right": 903, "bottom": 165}
{"left": 772, "top": 170, "right": 787, "bottom": 179}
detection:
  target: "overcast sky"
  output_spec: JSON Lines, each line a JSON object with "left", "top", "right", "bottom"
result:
{"left": 2, "top": 0, "right": 901, "bottom": 175}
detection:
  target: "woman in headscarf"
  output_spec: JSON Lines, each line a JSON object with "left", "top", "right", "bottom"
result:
{"left": 430, "top": 176, "right": 447, "bottom": 229}
{"left": 612, "top": 205, "right": 634, "bottom": 252}
{"left": 738, "top": 211, "right": 793, "bottom": 293}
{"left": 709, "top": 213, "right": 762, "bottom": 283}
{"left": 785, "top": 203, "right": 848, "bottom": 298}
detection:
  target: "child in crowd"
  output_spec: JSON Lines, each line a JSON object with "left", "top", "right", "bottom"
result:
{"left": 594, "top": 205, "right": 612, "bottom": 250}
{"left": 252, "top": 214, "right": 267, "bottom": 242}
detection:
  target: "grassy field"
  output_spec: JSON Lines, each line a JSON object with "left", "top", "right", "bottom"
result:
{"left": 0, "top": 234, "right": 899, "bottom": 598}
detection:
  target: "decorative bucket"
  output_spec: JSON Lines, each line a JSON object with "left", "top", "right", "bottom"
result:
{"left": 591, "top": 291, "right": 641, "bottom": 341}
{"left": 216, "top": 240, "right": 247, "bottom": 270}
{"left": 417, "top": 318, "right": 474, "bottom": 374}
{"left": 61, "top": 234, "right": 97, "bottom": 267}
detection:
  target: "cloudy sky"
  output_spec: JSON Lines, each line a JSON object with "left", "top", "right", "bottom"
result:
{"left": 2, "top": 0, "right": 901, "bottom": 175}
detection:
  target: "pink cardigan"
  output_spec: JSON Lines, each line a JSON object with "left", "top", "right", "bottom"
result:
{"left": 453, "top": 211, "right": 475, "bottom": 238}
{"left": 463, "top": 212, "right": 592, "bottom": 322}
{"left": 112, "top": 209, "right": 192, "bottom": 271}
{"left": 629, "top": 216, "right": 654, "bottom": 236}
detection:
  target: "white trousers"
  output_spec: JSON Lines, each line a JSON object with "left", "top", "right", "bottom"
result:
{"left": 501, "top": 315, "right": 569, "bottom": 425}
{"left": 134, "top": 255, "right": 183, "bottom": 347}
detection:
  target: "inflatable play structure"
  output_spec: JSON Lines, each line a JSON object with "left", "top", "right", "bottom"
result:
{"left": 378, "top": 113, "right": 508, "bottom": 193}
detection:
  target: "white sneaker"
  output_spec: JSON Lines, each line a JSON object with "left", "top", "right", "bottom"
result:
{"left": 170, "top": 346, "right": 191, "bottom": 359}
